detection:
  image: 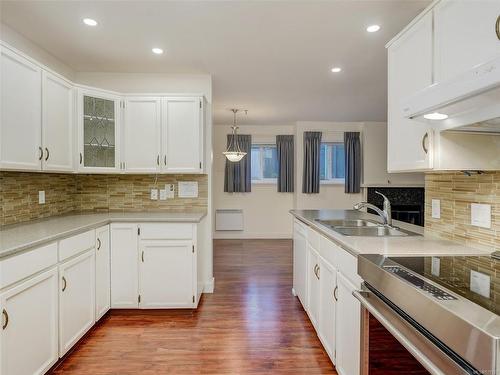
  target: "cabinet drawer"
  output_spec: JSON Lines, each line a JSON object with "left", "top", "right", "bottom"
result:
{"left": 59, "top": 230, "right": 95, "bottom": 261}
{"left": 319, "top": 235, "right": 337, "bottom": 268}
{"left": 139, "top": 223, "right": 193, "bottom": 240}
{"left": 307, "top": 227, "right": 320, "bottom": 250}
{"left": 335, "top": 247, "right": 362, "bottom": 289}
{"left": 294, "top": 219, "right": 307, "bottom": 237}
{"left": 0, "top": 243, "right": 58, "bottom": 289}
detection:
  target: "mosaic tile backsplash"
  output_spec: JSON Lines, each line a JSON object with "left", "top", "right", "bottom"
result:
{"left": 0, "top": 172, "right": 208, "bottom": 226}
{"left": 425, "top": 172, "right": 500, "bottom": 252}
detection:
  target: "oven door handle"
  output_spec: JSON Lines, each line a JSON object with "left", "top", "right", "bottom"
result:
{"left": 353, "top": 290, "right": 468, "bottom": 375}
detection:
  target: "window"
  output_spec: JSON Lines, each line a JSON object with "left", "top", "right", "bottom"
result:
{"left": 251, "top": 144, "right": 279, "bottom": 183}
{"left": 320, "top": 142, "right": 345, "bottom": 183}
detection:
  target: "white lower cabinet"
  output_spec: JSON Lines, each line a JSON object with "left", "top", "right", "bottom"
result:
{"left": 307, "top": 244, "right": 320, "bottom": 329}
{"left": 59, "top": 250, "right": 96, "bottom": 356}
{"left": 0, "top": 268, "right": 59, "bottom": 375}
{"left": 110, "top": 223, "right": 139, "bottom": 308}
{"left": 335, "top": 272, "right": 361, "bottom": 375}
{"left": 318, "top": 256, "right": 337, "bottom": 363}
{"left": 139, "top": 240, "right": 195, "bottom": 308}
{"left": 95, "top": 225, "right": 111, "bottom": 320}
{"left": 293, "top": 220, "right": 307, "bottom": 307}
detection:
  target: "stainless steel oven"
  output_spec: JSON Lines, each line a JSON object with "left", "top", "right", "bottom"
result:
{"left": 355, "top": 254, "right": 500, "bottom": 375}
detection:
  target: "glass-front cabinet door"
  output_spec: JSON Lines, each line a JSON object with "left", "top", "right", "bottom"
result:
{"left": 78, "top": 89, "right": 121, "bottom": 172}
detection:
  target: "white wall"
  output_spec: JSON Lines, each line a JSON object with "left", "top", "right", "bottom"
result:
{"left": 1, "top": 22, "right": 76, "bottom": 80}
{"left": 213, "top": 124, "right": 295, "bottom": 239}
{"left": 295, "top": 121, "right": 365, "bottom": 210}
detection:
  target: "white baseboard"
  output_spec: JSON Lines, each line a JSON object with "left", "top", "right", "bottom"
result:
{"left": 203, "top": 277, "right": 215, "bottom": 293}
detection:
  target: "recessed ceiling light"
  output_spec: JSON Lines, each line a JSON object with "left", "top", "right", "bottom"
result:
{"left": 152, "top": 48, "right": 164, "bottom": 55}
{"left": 366, "top": 24, "right": 381, "bottom": 33}
{"left": 331, "top": 67, "right": 342, "bottom": 73}
{"left": 424, "top": 112, "right": 449, "bottom": 120}
{"left": 83, "top": 18, "right": 98, "bottom": 27}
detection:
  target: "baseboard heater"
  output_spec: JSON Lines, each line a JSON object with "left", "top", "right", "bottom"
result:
{"left": 215, "top": 209, "right": 244, "bottom": 231}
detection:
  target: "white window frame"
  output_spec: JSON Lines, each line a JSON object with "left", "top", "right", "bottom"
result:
{"left": 320, "top": 142, "right": 345, "bottom": 185}
{"left": 251, "top": 143, "right": 278, "bottom": 184}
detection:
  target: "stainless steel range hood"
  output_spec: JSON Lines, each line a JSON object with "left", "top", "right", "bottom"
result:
{"left": 402, "top": 56, "right": 500, "bottom": 134}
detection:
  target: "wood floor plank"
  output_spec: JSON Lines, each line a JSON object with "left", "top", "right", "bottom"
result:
{"left": 50, "top": 239, "right": 337, "bottom": 375}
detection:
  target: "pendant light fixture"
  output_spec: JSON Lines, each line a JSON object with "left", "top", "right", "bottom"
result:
{"left": 223, "top": 109, "right": 247, "bottom": 162}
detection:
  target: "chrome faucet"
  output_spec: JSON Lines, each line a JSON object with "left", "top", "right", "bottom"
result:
{"left": 353, "top": 191, "right": 393, "bottom": 227}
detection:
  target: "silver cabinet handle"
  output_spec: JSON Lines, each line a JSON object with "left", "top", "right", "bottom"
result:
{"left": 164, "top": 155, "right": 167, "bottom": 166}
{"left": 2, "top": 309, "right": 8, "bottom": 330}
{"left": 97, "top": 238, "right": 101, "bottom": 250}
{"left": 79, "top": 153, "right": 83, "bottom": 165}
{"left": 316, "top": 265, "right": 320, "bottom": 280}
{"left": 45, "top": 147, "right": 49, "bottom": 161}
{"left": 62, "top": 276, "right": 67, "bottom": 292}
{"left": 333, "top": 286, "right": 338, "bottom": 301}
{"left": 141, "top": 251, "right": 145, "bottom": 262}
{"left": 422, "top": 132, "right": 429, "bottom": 154}
{"left": 38, "top": 146, "right": 43, "bottom": 161}
{"left": 157, "top": 155, "right": 160, "bottom": 166}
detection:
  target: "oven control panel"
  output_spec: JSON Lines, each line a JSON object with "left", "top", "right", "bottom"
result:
{"left": 383, "top": 266, "right": 457, "bottom": 301}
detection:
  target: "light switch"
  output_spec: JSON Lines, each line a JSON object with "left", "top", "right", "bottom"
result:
{"left": 150, "top": 189, "right": 158, "bottom": 200}
{"left": 38, "top": 191, "right": 45, "bottom": 204}
{"left": 431, "top": 257, "right": 440, "bottom": 277}
{"left": 165, "top": 184, "right": 175, "bottom": 199}
{"left": 471, "top": 203, "right": 491, "bottom": 228}
{"left": 431, "top": 199, "right": 440, "bottom": 219}
{"left": 159, "top": 189, "right": 167, "bottom": 200}
{"left": 470, "top": 270, "right": 490, "bottom": 298}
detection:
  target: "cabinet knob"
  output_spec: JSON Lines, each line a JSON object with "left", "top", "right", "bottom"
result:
{"left": 2, "top": 309, "right": 8, "bottom": 330}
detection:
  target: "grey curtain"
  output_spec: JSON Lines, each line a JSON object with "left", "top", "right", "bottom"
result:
{"left": 276, "top": 135, "right": 294, "bottom": 193}
{"left": 224, "top": 134, "right": 251, "bottom": 192}
{"left": 302, "top": 131, "right": 322, "bottom": 194}
{"left": 344, "top": 132, "right": 361, "bottom": 193}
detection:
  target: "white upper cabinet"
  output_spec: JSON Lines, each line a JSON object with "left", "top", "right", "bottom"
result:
{"left": 0, "top": 46, "right": 42, "bottom": 171}
{"left": 123, "top": 97, "right": 162, "bottom": 173}
{"left": 387, "top": 12, "right": 434, "bottom": 172}
{"left": 77, "top": 88, "right": 121, "bottom": 173}
{"left": 42, "top": 71, "right": 74, "bottom": 172}
{"left": 434, "top": 0, "right": 500, "bottom": 83}
{"left": 162, "top": 97, "right": 203, "bottom": 173}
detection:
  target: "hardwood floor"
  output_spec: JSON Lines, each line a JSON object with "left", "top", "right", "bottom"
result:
{"left": 50, "top": 239, "right": 337, "bottom": 374}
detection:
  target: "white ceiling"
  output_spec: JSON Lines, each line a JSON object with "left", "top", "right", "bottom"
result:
{"left": 0, "top": 1, "right": 429, "bottom": 125}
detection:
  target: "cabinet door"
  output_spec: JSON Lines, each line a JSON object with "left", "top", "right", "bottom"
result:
{"left": 0, "top": 268, "right": 58, "bottom": 375}
{"left": 78, "top": 89, "right": 121, "bottom": 173}
{"left": 59, "top": 250, "right": 95, "bottom": 356}
{"left": 162, "top": 97, "right": 203, "bottom": 173}
{"left": 42, "top": 71, "right": 74, "bottom": 172}
{"left": 387, "top": 12, "right": 434, "bottom": 172}
{"left": 293, "top": 224, "right": 307, "bottom": 308}
{"left": 110, "top": 223, "right": 139, "bottom": 308}
{"left": 139, "top": 240, "right": 194, "bottom": 308}
{"left": 307, "top": 244, "right": 320, "bottom": 329}
{"left": 123, "top": 97, "right": 161, "bottom": 173}
{"left": 335, "top": 272, "right": 361, "bottom": 375}
{"left": 434, "top": 0, "right": 500, "bottom": 83}
{"left": 95, "top": 225, "right": 110, "bottom": 321}
{"left": 0, "top": 46, "right": 42, "bottom": 171}
{"left": 318, "top": 256, "right": 337, "bottom": 364}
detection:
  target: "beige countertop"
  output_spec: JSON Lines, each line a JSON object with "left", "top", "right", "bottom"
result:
{"left": 290, "top": 209, "right": 491, "bottom": 257}
{"left": 0, "top": 211, "right": 206, "bottom": 259}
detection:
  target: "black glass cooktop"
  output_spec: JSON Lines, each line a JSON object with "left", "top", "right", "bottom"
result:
{"left": 388, "top": 254, "right": 500, "bottom": 315}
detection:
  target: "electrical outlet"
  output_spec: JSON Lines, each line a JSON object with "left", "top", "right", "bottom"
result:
{"left": 470, "top": 270, "right": 490, "bottom": 298}
{"left": 471, "top": 203, "right": 491, "bottom": 228}
{"left": 38, "top": 191, "right": 45, "bottom": 204}
{"left": 431, "top": 199, "right": 440, "bottom": 219}
{"left": 150, "top": 189, "right": 158, "bottom": 200}
{"left": 431, "top": 257, "right": 440, "bottom": 277}
{"left": 159, "top": 189, "right": 167, "bottom": 200}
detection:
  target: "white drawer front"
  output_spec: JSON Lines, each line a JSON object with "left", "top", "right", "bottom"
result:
{"left": 0, "top": 243, "right": 58, "bottom": 289}
{"left": 319, "top": 235, "right": 337, "bottom": 268}
{"left": 294, "top": 219, "right": 307, "bottom": 237}
{"left": 139, "top": 223, "right": 193, "bottom": 240}
{"left": 335, "top": 246, "right": 362, "bottom": 288}
{"left": 307, "top": 226, "right": 320, "bottom": 250}
{"left": 59, "top": 230, "right": 95, "bottom": 261}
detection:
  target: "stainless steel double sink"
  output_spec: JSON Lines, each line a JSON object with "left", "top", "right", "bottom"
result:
{"left": 314, "top": 219, "right": 417, "bottom": 237}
